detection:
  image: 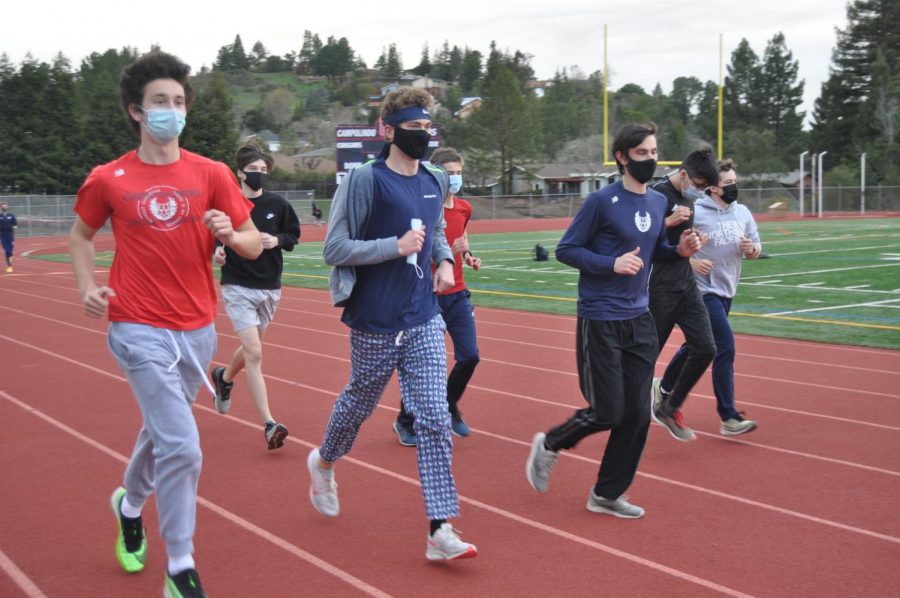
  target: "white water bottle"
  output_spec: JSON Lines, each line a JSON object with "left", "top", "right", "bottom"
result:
{"left": 407, "top": 218, "right": 423, "bottom": 265}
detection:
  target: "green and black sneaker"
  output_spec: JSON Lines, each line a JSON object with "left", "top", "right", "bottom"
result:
{"left": 109, "top": 487, "right": 147, "bottom": 573}
{"left": 165, "top": 568, "right": 207, "bottom": 598}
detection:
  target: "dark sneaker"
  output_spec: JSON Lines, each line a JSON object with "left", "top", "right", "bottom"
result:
{"left": 110, "top": 487, "right": 147, "bottom": 574}
{"left": 586, "top": 489, "right": 645, "bottom": 518}
{"left": 392, "top": 421, "right": 417, "bottom": 447}
{"left": 450, "top": 412, "right": 470, "bottom": 437}
{"left": 721, "top": 412, "right": 757, "bottom": 436}
{"left": 649, "top": 377, "right": 668, "bottom": 422}
{"left": 210, "top": 366, "right": 233, "bottom": 414}
{"left": 525, "top": 432, "right": 559, "bottom": 493}
{"left": 265, "top": 422, "right": 289, "bottom": 450}
{"left": 165, "top": 568, "right": 207, "bottom": 598}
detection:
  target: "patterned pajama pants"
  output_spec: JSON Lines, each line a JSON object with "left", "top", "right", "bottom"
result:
{"left": 319, "top": 314, "right": 460, "bottom": 520}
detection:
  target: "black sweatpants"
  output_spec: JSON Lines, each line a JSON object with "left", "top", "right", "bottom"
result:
{"left": 649, "top": 284, "right": 716, "bottom": 411}
{"left": 544, "top": 313, "right": 657, "bottom": 500}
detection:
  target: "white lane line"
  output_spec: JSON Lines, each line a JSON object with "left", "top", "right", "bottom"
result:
{"left": 1, "top": 391, "right": 754, "bottom": 597}
{"left": 0, "top": 391, "right": 394, "bottom": 598}
{"left": 4, "top": 329, "right": 900, "bottom": 553}
{"left": 743, "top": 262, "right": 900, "bottom": 281}
{"left": 0, "top": 547, "right": 47, "bottom": 598}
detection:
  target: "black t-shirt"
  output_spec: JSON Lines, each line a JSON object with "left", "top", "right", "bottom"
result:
{"left": 220, "top": 191, "right": 301, "bottom": 290}
{"left": 649, "top": 177, "right": 695, "bottom": 292}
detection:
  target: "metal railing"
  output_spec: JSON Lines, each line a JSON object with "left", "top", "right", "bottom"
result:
{"left": 2, "top": 186, "right": 897, "bottom": 237}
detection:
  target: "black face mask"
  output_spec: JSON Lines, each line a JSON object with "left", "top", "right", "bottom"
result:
{"left": 391, "top": 126, "right": 431, "bottom": 160}
{"left": 720, "top": 184, "right": 739, "bottom": 204}
{"left": 625, "top": 158, "right": 657, "bottom": 184}
{"left": 242, "top": 171, "right": 267, "bottom": 191}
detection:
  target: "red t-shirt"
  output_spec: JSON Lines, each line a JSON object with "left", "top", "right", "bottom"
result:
{"left": 436, "top": 197, "right": 473, "bottom": 296}
{"left": 74, "top": 149, "right": 253, "bottom": 330}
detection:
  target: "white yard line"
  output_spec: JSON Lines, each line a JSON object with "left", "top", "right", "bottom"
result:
{"left": 765, "top": 298, "right": 900, "bottom": 317}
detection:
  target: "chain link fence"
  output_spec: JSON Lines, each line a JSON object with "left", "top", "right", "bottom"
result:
{"left": 0, "top": 191, "right": 322, "bottom": 237}
{"left": 2, "top": 185, "right": 898, "bottom": 237}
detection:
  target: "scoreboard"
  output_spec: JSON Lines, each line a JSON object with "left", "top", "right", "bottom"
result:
{"left": 335, "top": 118, "right": 441, "bottom": 184}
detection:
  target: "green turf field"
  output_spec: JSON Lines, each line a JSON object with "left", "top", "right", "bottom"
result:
{"left": 45, "top": 217, "right": 900, "bottom": 350}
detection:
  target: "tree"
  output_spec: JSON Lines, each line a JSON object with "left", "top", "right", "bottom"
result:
{"left": 0, "top": 54, "right": 82, "bottom": 193}
{"left": 296, "top": 31, "right": 322, "bottom": 75}
{"left": 75, "top": 48, "right": 140, "bottom": 169}
{"left": 670, "top": 76, "right": 704, "bottom": 124}
{"left": 375, "top": 44, "right": 402, "bottom": 78}
{"left": 214, "top": 35, "right": 250, "bottom": 71}
{"left": 311, "top": 36, "right": 355, "bottom": 81}
{"left": 812, "top": 0, "right": 900, "bottom": 180}
{"left": 458, "top": 48, "right": 482, "bottom": 93}
{"left": 758, "top": 33, "right": 805, "bottom": 164}
{"left": 413, "top": 44, "right": 432, "bottom": 76}
{"left": 181, "top": 71, "right": 239, "bottom": 164}
{"left": 724, "top": 38, "right": 764, "bottom": 131}
{"left": 262, "top": 88, "right": 296, "bottom": 128}
{"left": 249, "top": 41, "right": 268, "bottom": 69}
{"left": 466, "top": 64, "right": 540, "bottom": 194}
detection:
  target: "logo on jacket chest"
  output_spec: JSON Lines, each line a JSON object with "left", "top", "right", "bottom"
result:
{"left": 136, "top": 186, "right": 191, "bottom": 231}
{"left": 634, "top": 210, "right": 652, "bottom": 233}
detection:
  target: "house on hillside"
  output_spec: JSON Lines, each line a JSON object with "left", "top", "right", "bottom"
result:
{"left": 743, "top": 170, "right": 812, "bottom": 189}
{"left": 454, "top": 97, "right": 482, "bottom": 119}
{"left": 486, "top": 163, "right": 619, "bottom": 197}
{"left": 525, "top": 80, "right": 550, "bottom": 98}
{"left": 242, "top": 129, "right": 282, "bottom": 153}
{"left": 398, "top": 74, "right": 449, "bottom": 99}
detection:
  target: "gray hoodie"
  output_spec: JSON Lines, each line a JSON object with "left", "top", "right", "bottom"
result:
{"left": 692, "top": 195, "right": 761, "bottom": 298}
{"left": 323, "top": 160, "right": 452, "bottom": 306}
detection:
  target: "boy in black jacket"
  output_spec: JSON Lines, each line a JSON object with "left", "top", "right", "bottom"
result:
{"left": 210, "top": 143, "right": 301, "bottom": 449}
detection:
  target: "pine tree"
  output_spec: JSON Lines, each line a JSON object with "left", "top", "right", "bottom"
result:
{"left": 75, "top": 48, "right": 140, "bottom": 169}
{"left": 758, "top": 33, "right": 805, "bottom": 165}
{"left": 467, "top": 63, "right": 540, "bottom": 194}
{"left": 413, "top": 44, "right": 431, "bottom": 76}
{"left": 181, "top": 71, "right": 239, "bottom": 165}
{"left": 812, "top": 0, "right": 900, "bottom": 177}
{"left": 458, "top": 48, "right": 482, "bottom": 93}
{"left": 724, "top": 39, "right": 764, "bottom": 131}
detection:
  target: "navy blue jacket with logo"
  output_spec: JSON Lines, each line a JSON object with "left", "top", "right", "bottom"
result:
{"left": 556, "top": 180, "right": 680, "bottom": 320}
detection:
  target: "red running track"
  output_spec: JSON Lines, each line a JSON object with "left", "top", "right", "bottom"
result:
{"left": 1, "top": 236, "right": 899, "bottom": 597}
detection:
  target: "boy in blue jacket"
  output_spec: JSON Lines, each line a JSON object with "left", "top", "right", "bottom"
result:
{"left": 526, "top": 122, "right": 702, "bottom": 518}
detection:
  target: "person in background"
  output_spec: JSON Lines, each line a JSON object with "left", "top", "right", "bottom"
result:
{"left": 393, "top": 146, "right": 482, "bottom": 446}
{"left": 660, "top": 159, "right": 760, "bottom": 435}
{"left": 210, "top": 142, "right": 300, "bottom": 450}
{"left": 0, "top": 202, "right": 17, "bottom": 273}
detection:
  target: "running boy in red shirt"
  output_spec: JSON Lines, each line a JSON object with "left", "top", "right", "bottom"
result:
{"left": 69, "top": 51, "right": 261, "bottom": 598}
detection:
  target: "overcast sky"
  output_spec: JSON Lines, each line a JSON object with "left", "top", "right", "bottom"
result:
{"left": 3, "top": 0, "right": 848, "bottom": 126}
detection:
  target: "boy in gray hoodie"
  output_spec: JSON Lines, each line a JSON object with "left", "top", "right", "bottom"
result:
{"left": 658, "top": 159, "right": 760, "bottom": 435}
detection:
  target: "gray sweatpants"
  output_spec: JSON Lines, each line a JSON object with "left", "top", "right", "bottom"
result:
{"left": 107, "top": 321, "right": 217, "bottom": 559}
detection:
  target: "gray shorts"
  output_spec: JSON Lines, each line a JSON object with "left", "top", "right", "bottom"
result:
{"left": 222, "top": 285, "right": 281, "bottom": 332}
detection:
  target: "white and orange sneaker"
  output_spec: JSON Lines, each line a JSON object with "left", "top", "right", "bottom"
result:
{"left": 426, "top": 523, "right": 478, "bottom": 561}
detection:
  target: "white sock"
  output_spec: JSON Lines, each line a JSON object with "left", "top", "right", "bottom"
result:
{"left": 168, "top": 554, "right": 195, "bottom": 576}
{"left": 120, "top": 495, "right": 142, "bottom": 519}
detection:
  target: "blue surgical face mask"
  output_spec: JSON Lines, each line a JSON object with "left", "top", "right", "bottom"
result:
{"left": 140, "top": 107, "right": 186, "bottom": 144}
{"left": 448, "top": 174, "right": 463, "bottom": 194}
